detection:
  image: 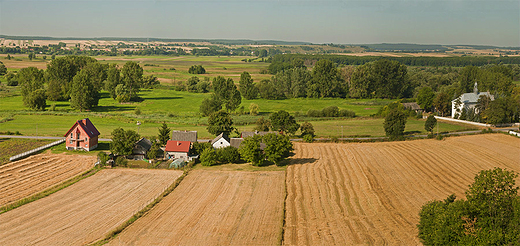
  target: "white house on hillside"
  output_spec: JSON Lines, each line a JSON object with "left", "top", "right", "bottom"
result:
{"left": 451, "top": 82, "right": 494, "bottom": 118}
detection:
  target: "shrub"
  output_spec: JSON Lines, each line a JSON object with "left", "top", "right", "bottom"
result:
{"left": 134, "top": 108, "right": 141, "bottom": 115}
{"left": 115, "top": 156, "right": 128, "bottom": 167}
{"left": 303, "top": 134, "right": 314, "bottom": 143}
{"left": 307, "top": 109, "right": 322, "bottom": 117}
{"left": 191, "top": 142, "right": 212, "bottom": 156}
{"left": 339, "top": 109, "right": 356, "bottom": 118}
{"left": 200, "top": 148, "right": 217, "bottom": 166}
{"left": 97, "top": 152, "right": 109, "bottom": 166}
{"left": 188, "top": 65, "right": 206, "bottom": 74}
{"left": 322, "top": 106, "right": 340, "bottom": 117}
{"left": 216, "top": 146, "right": 241, "bottom": 164}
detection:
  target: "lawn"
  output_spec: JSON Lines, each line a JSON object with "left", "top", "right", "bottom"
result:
{"left": 0, "top": 138, "right": 54, "bottom": 165}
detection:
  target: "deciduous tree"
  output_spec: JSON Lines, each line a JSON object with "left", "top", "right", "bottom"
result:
{"left": 383, "top": 108, "right": 407, "bottom": 141}
{"left": 270, "top": 110, "right": 299, "bottom": 135}
{"left": 207, "top": 110, "right": 235, "bottom": 136}
{"left": 110, "top": 128, "right": 140, "bottom": 156}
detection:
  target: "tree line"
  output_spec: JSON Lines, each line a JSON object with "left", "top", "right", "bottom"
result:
{"left": 11, "top": 55, "right": 158, "bottom": 111}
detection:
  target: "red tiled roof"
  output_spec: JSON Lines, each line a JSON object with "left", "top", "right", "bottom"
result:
{"left": 165, "top": 140, "right": 190, "bottom": 153}
{"left": 64, "top": 118, "right": 100, "bottom": 137}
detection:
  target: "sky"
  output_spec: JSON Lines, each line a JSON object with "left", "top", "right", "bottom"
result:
{"left": 0, "top": 0, "right": 518, "bottom": 47}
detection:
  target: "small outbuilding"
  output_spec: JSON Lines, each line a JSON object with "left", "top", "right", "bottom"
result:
{"left": 129, "top": 138, "right": 152, "bottom": 160}
{"left": 64, "top": 118, "right": 100, "bottom": 151}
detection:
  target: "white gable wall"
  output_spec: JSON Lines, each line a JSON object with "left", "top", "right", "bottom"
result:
{"left": 212, "top": 138, "right": 230, "bottom": 149}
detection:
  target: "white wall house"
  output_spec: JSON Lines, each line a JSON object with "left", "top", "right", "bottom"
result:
{"left": 211, "top": 133, "right": 231, "bottom": 149}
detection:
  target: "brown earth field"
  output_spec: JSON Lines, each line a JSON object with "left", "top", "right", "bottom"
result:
{"left": 0, "top": 168, "right": 183, "bottom": 245}
{"left": 284, "top": 134, "right": 520, "bottom": 245}
{"left": 0, "top": 153, "right": 95, "bottom": 206}
{"left": 108, "top": 170, "right": 286, "bottom": 246}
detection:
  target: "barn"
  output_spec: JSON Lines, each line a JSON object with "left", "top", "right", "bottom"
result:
{"left": 64, "top": 118, "right": 100, "bottom": 151}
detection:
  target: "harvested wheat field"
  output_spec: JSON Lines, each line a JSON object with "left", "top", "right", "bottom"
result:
{"left": 109, "top": 170, "right": 285, "bottom": 246}
{"left": 284, "top": 134, "right": 520, "bottom": 245}
{"left": 0, "top": 153, "right": 95, "bottom": 206}
{"left": 0, "top": 168, "right": 182, "bottom": 245}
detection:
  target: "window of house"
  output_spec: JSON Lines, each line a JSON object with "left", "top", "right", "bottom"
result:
{"left": 70, "top": 139, "right": 72, "bottom": 144}
{"left": 70, "top": 133, "right": 73, "bottom": 139}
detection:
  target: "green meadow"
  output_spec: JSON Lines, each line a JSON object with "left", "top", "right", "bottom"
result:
{"left": 0, "top": 54, "right": 476, "bottom": 139}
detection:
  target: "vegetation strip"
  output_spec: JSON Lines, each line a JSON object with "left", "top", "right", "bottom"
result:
{"left": 0, "top": 167, "right": 100, "bottom": 214}
{"left": 279, "top": 169, "right": 288, "bottom": 246}
{"left": 90, "top": 169, "right": 190, "bottom": 246}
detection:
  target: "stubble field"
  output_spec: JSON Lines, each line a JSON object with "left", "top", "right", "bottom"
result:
{"left": 109, "top": 170, "right": 286, "bottom": 246}
{"left": 284, "top": 134, "right": 520, "bottom": 245}
{"left": 0, "top": 153, "right": 95, "bottom": 206}
{"left": 0, "top": 168, "right": 182, "bottom": 245}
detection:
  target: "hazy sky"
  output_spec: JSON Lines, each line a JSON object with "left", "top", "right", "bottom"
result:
{"left": 0, "top": 0, "right": 518, "bottom": 47}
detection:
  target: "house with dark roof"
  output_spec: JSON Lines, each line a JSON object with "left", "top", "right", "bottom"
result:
{"left": 240, "top": 131, "right": 278, "bottom": 138}
{"left": 64, "top": 118, "right": 100, "bottom": 151}
{"left": 402, "top": 102, "right": 423, "bottom": 113}
{"left": 165, "top": 140, "right": 191, "bottom": 161}
{"left": 129, "top": 138, "right": 152, "bottom": 160}
{"left": 211, "top": 133, "right": 231, "bottom": 149}
{"left": 171, "top": 130, "right": 197, "bottom": 143}
{"left": 452, "top": 82, "right": 494, "bottom": 118}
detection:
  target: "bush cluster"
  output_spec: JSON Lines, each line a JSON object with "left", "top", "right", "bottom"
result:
{"left": 307, "top": 106, "right": 355, "bottom": 118}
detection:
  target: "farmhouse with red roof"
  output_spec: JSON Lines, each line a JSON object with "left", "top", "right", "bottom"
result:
{"left": 64, "top": 118, "right": 100, "bottom": 151}
{"left": 165, "top": 140, "right": 191, "bottom": 161}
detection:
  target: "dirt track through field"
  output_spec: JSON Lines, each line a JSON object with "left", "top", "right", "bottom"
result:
{"left": 0, "top": 153, "right": 95, "bottom": 206}
{"left": 284, "top": 134, "right": 520, "bottom": 245}
{"left": 108, "top": 170, "right": 285, "bottom": 246}
{"left": 0, "top": 169, "right": 182, "bottom": 245}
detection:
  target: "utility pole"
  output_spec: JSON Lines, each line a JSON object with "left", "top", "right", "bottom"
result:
{"left": 137, "top": 121, "right": 141, "bottom": 134}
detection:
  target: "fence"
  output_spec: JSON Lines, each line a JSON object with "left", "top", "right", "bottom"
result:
{"left": 9, "top": 138, "right": 66, "bottom": 162}
{"left": 509, "top": 131, "right": 520, "bottom": 137}
{"left": 434, "top": 116, "right": 492, "bottom": 127}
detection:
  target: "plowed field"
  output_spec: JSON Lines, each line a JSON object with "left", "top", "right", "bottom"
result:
{"left": 284, "top": 134, "right": 520, "bottom": 245}
{"left": 0, "top": 169, "right": 183, "bottom": 245}
{"left": 0, "top": 153, "right": 95, "bottom": 206}
{"left": 109, "top": 170, "right": 285, "bottom": 246}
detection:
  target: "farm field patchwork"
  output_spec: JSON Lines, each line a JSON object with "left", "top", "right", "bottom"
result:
{"left": 109, "top": 170, "right": 285, "bottom": 246}
{"left": 0, "top": 153, "right": 95, "bottom": 206}
{"left": 284, "top": 134, "right": 520, "bottom": 245}
{"left": 0, "top": 168, "right": 183, "bottom": 245}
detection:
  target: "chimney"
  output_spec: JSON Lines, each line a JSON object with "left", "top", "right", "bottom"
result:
{"left": 82, "top": 119, "right": 87, "bottom": 125}
{"left": 177, "top": 142, "right": 181, "bottom": 146}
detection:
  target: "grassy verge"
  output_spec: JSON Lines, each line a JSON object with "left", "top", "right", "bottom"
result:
{"left": 90, "top": 169, "right": 190, "bottom": 246}
{"left": 0, "top": 167, "right": 101, "bottom": 214}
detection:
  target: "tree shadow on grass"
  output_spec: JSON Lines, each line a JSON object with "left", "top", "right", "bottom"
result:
{"left": 96, "top": 142, "right": 111, "bottom": 151}
{"left": 92, "top": 106, "right": 135, "bottom": 112}
{"left": 404, "top": 130, "right": 421, "bottom": 135}
{"left": 281, "top": 157, "right": 318, "bottom": 166}
{"left": 143, "top": 96, "right": 182, "bottom": 101}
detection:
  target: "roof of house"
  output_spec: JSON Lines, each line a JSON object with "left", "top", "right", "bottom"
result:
{"left": 211, "top": 133, "right": 230, "bottom": 145}
{"left": 171, "top": 130, "right": 197, "bottom": 142}
{"left": 64, "top": 118, "right": 100, "bottom": 138}
{"left": 453, "top": 92, "right": 494, "bottom": 104}
{"left": 133, "top": 138, "right": 152, "bottom": 155}
{"left": 229, "top": 138, "right": 244, "bottom": 149}
{"left": 165, "top": 140, "right": 191, "bottom": 153}
{"left": 402, "top": 102, "right": 421, "bottom": 110}
{"left": 241, "top": 131, "right": 278, "bottom": 138}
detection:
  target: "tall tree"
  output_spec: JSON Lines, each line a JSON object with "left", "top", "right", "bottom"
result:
{"left": 424, "top": 115, "right": 437, "bottom": 135}
{"left": 307, "top": 59, "right": 346, "bottom": 98}
{"left": 45, "top": 56, "right": 97, "bottom": 101}
{"left": 110, "top": 128, "right": 140, "bottom": 156}
{"left": 212, "top": 76, "right": 241, "bottom": 111}
{"left": 383, "top": 108, "right": 407, "bottom": 141}
{"left": 70, "top": 69, "right": 99, "bottom": 111}
{"left": 121, "top": 61, "right": 143, "bottom": 100}
{"left": 417, "top": 87, "right": 435, "bottom": 112}
{"left": 105, "top": 64, "right": 121, "bottom": 99}
{"left": 350, "top": 59, "right": 409, "bottom": 99}
{"left": 200, "top": 94, "right": 222, "bottom": 116}
{"left": 433, "top": 92, "right": 451, "bottom": 117}
{"left": 158, "top": 123, "right": 171, "bottom": 146}
{"left": 18, "top": 67, "right": 45, "bottom": 110}
{"left": 207, "top": 110, "right": 235, "bottom": 136}
{"left": 239, "top": 71, "right": 258, "bottom": 100}
{"left": 262, "top": 133, "right": 293, "bottom": 166}
{"left": 238, "top": 134, "right": 264, "bottom": 166}
{"left": 0, "top": 61, "right": 6, "bottom": 76}
{"left": 270, "top": 110, "right": 300, "bottom": 135}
